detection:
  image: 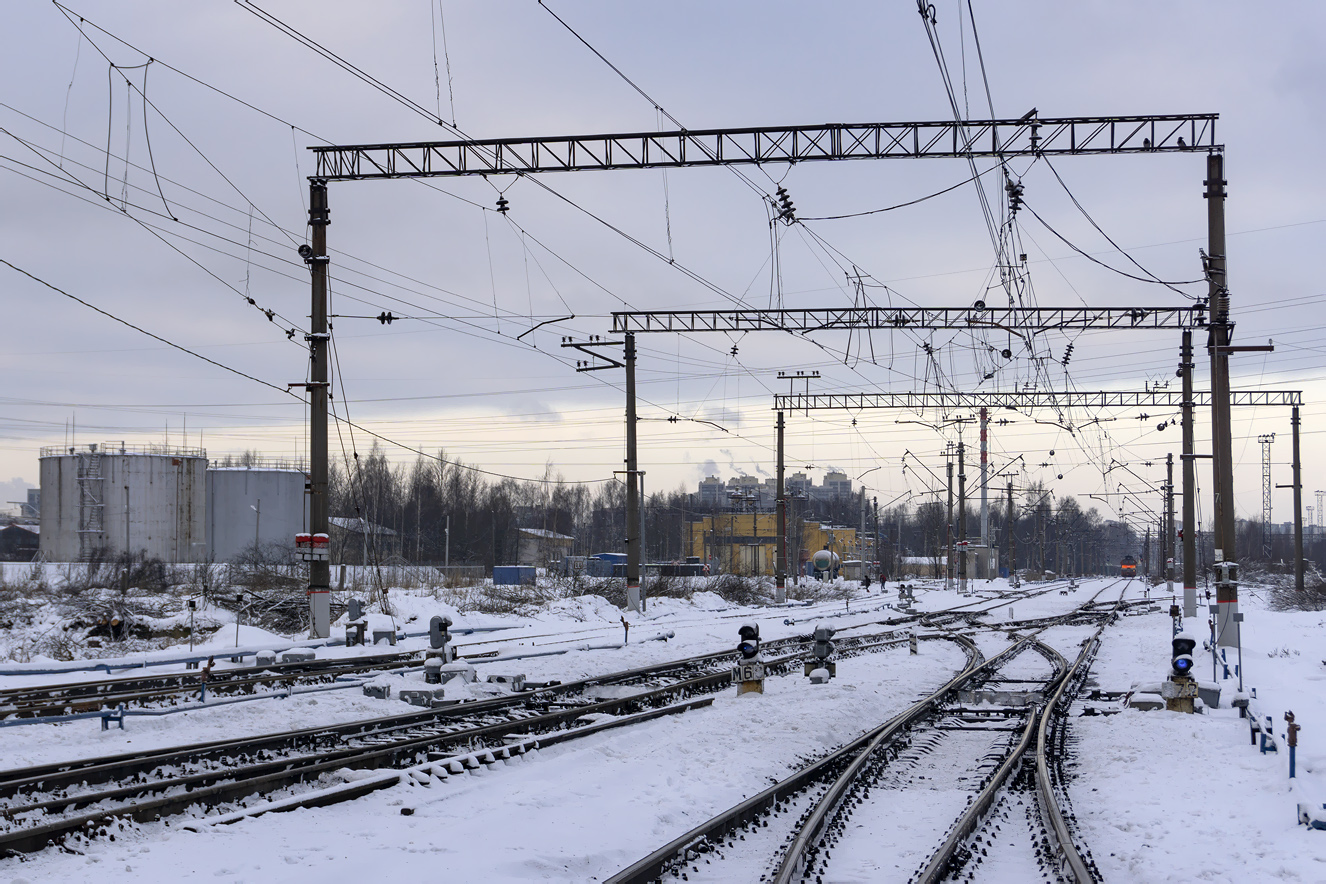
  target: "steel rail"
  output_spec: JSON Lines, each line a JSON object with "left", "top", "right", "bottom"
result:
{"left": 771, "top": 636, "right": 1064, "bottom": 884}
{"left": 605, "top": 633, "right": 986, "bottom": 884}
{"left": 1033, "top": 593, "right": 1124, "bottom": 883}
{"left": 0, "top": 634, "right": 920, "bottom": 854}
{"left": 777, "top": 580, "right": 1117, "bottom": 883}
{"left": 0, "top": 653, "right": 423, "bottom": 718}
{"left": 0, "top": 671, "right": 735, "bottom": 855}
{"left": 910, "top": 640, "right": 1069, "bottom": 884}
{"left": 0, "top": 635, "right": 840, "bottom": 796}
{"left": 912, "top": 585, "right": 1125, "bottom": 883}
{"left": 605, "top": 581, "right": 1122, "bottom": 884}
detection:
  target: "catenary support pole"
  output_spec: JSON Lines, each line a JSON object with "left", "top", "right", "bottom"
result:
{"left": 958, "top": 441, "right": 967, "bottom": 594}
{"left": 1206, "top": 153, "right": 1238, "bottom": 649}
{"left": 1181, "top": 331, "right": 1198, "bottom": 617}
{"left": 1293, "top": 406, "right": 1305, "bottom": 591}
{"left": 1007, "top": 480, "right": 1015, "bottom": 583}
{"left": 1167, "top": 453, "right": 1176, "bottom": 596}
{"left": 946, "top": 459, "right": 954, "bottom": 591}
{"left": 775, "top": 410, "right": 786, "bottom": 603}
{"left": 625, "top": 333, "right": 642, "bottom": 613}
{"left": 980, "top": 407, "right": 989, "bottom": 577}
{"left": 307, "top": 180, "right": 331, "bottom": 639}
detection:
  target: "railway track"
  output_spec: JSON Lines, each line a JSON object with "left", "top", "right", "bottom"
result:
{"left": 0, "top": 625, "right": 920, "bottom": 855}
{"left": 0, "top": 585, "right": 1024, "bottom": 720}
{"left": 0, "top": 650, "right": 426, "bottom": 719}
{"left": 604, "top": 583, "right": 1124, "bottom": 883}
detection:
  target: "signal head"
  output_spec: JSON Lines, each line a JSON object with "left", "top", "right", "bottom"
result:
{"left": 738, "top": 623, "right": 761, "bottom": 659}
{"left": 1171, "top": 631, "right": 1198, "bottom": 677}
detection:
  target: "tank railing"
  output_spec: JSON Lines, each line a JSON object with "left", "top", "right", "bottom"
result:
{"left": 208, "top": 457, "right": 309, "bottom": 472}
{"left": 40, "top": 443, "right": 208, "bottom": 458}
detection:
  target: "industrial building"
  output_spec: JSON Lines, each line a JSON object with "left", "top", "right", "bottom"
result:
{"left": 0, "top": 523, "right": 39, "bottom": 562}
{"left": 516, "top": 528, "right": 575, "bottom": 567}
{"left": 206, "top": 461, "right": 308, "bottom": 562}
{"left": 686, "top": 513, "right": 857, "bottom": 577}
{"left": 39, "top": 443, "right": 207, "bottom": 563}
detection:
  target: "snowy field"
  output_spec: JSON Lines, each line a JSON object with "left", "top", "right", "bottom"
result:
{"left": 1, "top": 576, "right": 1323, "bottom": 882}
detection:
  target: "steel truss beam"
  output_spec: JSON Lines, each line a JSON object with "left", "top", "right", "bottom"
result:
{"left": 312, "top": 114, "right": 1219, "bottom": 180}
{"left": 773, "top": 390, "right": 1302, "bottom": 411}
{"left": 612, "top": 306, "right": 1204, "bottom": 334}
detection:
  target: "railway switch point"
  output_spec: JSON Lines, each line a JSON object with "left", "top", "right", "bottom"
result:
{"left": 281, "top": 649, "right": 317, "bottom": 664}
{"left": 362, "top": 684, "right": 391, "bottom": 700}
{"left": 439, "top": 662, "right": 477, "bottom": 684}
{"left": 735, "top": 624, "right": 765, "bottom": 695}
{"left": 425, "top": 659, "right": 444, "bottom": 684}
{"left": 399, "top": 688, "right": 446, "bottom": 708}
{"left": 486, "top": 674, "right": 526, "bottom": 691}
{"left": 255, "top": 650, "right": 277, "bottom": 667}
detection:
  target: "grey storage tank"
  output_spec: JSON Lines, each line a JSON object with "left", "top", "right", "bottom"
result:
{"left": 206, "top": 460, "right": 308, "bottom": 562}
{"left": 39, "top": 443, "right": 207, "bottom": 562}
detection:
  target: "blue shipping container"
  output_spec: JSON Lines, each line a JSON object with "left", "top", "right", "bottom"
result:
{"left": 493, "top": 565, "right": 537, "bottom": 586}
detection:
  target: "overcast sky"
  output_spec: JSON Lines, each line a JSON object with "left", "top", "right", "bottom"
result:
{"left": 2, "top": 1, "right": 1324, "bottom": 533}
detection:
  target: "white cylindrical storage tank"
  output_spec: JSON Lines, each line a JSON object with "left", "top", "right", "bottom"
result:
{"left": 206, "top": 462, "right": 308, "bottom": 562}
{"left": 39, "top": 443, "right": 208, "bottom": 563}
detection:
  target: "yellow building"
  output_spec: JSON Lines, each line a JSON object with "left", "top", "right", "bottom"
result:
{"left": 687, "top": 515, "right": 856, "bottom": 576}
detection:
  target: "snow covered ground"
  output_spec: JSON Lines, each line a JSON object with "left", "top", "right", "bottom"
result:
{"left": 1, "top": 576, "right": 1323, "bottom": 882}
